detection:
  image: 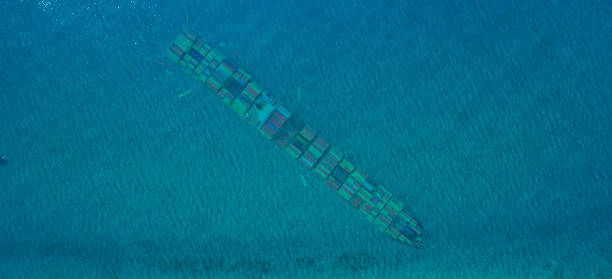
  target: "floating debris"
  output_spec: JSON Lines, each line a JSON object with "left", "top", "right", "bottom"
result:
{"left": 219, "top": 42, "right": 226, "bottom": 47}
{"left": 179, "top": 89, "right": 192, "bottom": 98}
{"left": 297, "top": 86, "right": 302, "bottom": 103}
{"left": 165, "top": 70, "right": 174, "bottom": 76}
{"left": 300, "top": 174, "right": 308, "bottom": 187}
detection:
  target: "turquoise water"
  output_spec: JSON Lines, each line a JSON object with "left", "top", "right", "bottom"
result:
{"left": 1, "top": 0, "right": 610, "bottom": 278}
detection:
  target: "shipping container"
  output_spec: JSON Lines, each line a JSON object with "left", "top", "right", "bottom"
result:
{"left": 313, "top": 147, "right": 343, "bottom": 180}
{"left": 192, "top": 38, "right": 212, "bottom": 58}
{"left": 358, "top": 184, "right": 392, "bottom": 222}
{"left": 260, "top": 105, "right": 291, "bottom": 139}
{"left": 188, "top": 48, "right": 206, "bottom": 64}
{"left": 204, "top": 49, "right": 221, "bottom": 73}
{"left": 230, "top": 94, "right": 253, "bottom": 117}
{"left": 212, "top": 61, "right": 235, "bottom": 85}
{"left": 174, "top": 31, "right": 196, "bottom": 53}
{"left": 327, "top": 159, "right": 355, "bottom": 190}
{"left": 168, "top": 44, "right": 185, "bottom": 63}
{"left": 224, "top": 73, "right": 248, "bottom": 97}
{"left": 374, "top": 197, "right": 404, "bottom": 231}
{"left": 180, "top": 52, "right": 200, "bottom": 71}
{"left": 272, "top": 116, "right": 303, "bottom": 149}
{"left": 217, "top": 88, "right": 236, "bottom": 105}
{"left": 285, "top": 126, "right": 317, "bottom": 159}
{"left": 372, "top": 213, "right": 393, "bottom": 232}
{"left": 221, "top": 69, "right": 251, "bottom": 115}
{"left": 299, "top": 136, "right": 329, "bottom": 170}
{"left": 230, "top": 79, "right": 261, "bottom": 116}
{"left": 211, "top": 51, "right": 226, "bottom": 69}
{"left": 205, "top": 76, "right": 223, "bottom": 93}
{"left": 232, "top": 68, "right": 251, "bottom": 87}
{"left": 193, "top": 61, "right": 209, "bottom": 80}
{"left": 338, "top": 169, "right": 366, "bottom": 201}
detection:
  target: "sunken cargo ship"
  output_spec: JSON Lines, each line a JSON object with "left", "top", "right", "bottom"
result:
{"left": 168, "top": 30, "right": 425, "bottom": 248}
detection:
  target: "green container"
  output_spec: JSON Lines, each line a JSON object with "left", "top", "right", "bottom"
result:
{"left": 230, "top": 96, "right": 251, "bottom": 116}
{"left": 212, "top": 52, "right": 226, "bottom": 68}
{"left": 180, "top": 54, "right": 198, "bottom": 71}
{"left": 285, "top": 126, "right": 315, "bottom": 159}
{"left": 338, "top": 159, "right": 355, "bottom": 175}
{"left": 372, "top": 213, "right": 392, "bottom": 231}
{"left": 205, "top": 49, "right": 217, "bottom": 60}
{"left": 174, "top": 31, "right": 196, "bottom": 52}
{"left": 192, "top": 39, "right": 212, "bottom": 57}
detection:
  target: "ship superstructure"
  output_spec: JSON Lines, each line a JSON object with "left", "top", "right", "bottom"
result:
{"left": 168, "top": 30, "right": 425, "bottom": 248}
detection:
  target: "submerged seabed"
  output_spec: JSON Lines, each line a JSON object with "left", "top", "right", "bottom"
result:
{"left": 0, "top": 0, "right": 610, "bottom": 278}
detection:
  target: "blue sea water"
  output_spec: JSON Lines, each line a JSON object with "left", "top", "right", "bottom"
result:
{"left": 1, "top": 0, "right": 610, "bottom": 278}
